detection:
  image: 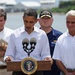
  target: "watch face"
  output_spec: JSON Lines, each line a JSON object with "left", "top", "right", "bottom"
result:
{"left": 21, "top": 57, "right": 37, "bottom": 75}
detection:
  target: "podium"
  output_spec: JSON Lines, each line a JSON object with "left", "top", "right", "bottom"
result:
{"left": 0, "top": 61, "right": 51, "bottom": 75}
{"left": 7, "top": 61, "right": 51, "bottom": 71}
{"left": 0, "top": 61, "right": 51, "bottom": 70}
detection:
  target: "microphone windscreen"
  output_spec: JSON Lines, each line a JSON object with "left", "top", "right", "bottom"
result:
{"left": 30, "top": 38, "right": 36, "bottom": 45}
{"left": 22, "top": 38, "right": 29, "bottom": 45}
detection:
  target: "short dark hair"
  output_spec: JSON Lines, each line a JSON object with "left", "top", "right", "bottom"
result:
{"left": 0, "top": 9, "right": 7, "bottom": 20}
{"left": 23, "top": 8, "right": 37, "bottom": 19}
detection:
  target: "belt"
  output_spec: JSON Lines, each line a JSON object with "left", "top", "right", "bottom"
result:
{"left": 67, "top": 68, "right": 75, "bottom": 72}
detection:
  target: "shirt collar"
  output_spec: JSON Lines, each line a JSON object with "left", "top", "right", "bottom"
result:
{"left": 66, "top": 31, "right": 70, "bottom": 36}
{"left": 0, "top": 27, "right": 5, "bottom": 33}
{"left": 65, "top": 30, "right": 75, "bottom": 37}
{"left": 51, "top": 28, "right": 57, "bottom": 36}
{"left": 20, "top": 26, "right": 25, "bottom": 33}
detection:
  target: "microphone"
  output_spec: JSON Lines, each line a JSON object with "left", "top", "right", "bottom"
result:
{"left": 22, "top": 38, "right": 29, "bottom": 49}
{"left": 30, "top": 38, "right": 37, "bottom": 49}
{"left": 22, "top": 38, "right": 37, "bottom": 56}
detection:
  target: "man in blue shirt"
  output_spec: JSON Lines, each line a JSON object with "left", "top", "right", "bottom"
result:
{"left": 39, "top": 10, "right": 62, "bottom": 75}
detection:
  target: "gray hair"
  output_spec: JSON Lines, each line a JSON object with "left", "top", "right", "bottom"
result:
{"left": 66, "top": 10, "right": 75, "bottom": 18}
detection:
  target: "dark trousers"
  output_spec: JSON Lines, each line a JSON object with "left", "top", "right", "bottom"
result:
{"left": 12, "top": 71, "right": 43, "bottom": 75}
{"left": 43, "top": 60, "right": 61, "bottom": 75}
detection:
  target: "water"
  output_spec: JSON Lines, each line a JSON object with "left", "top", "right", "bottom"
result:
{"left": 5, "top": 12, "right": 67, "bottom": 33}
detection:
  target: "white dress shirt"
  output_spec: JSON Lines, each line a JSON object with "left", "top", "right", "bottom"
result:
{"left": 0, "top": 27, "right": 13, "bottom": 42}
{"left": 4, "top": 26, "right": 51, "bottom": 61}
{"left": 53, "top": 31, "right": 75, "bottom": 69}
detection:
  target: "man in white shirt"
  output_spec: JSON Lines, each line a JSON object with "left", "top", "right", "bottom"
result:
{"left": 0, "top": 9, "right": 13, "bottom": 75}
{"left": 4, "top": 8, "right": 53, "bottom": 75}
{"left": 53, "top": 10, "right": 75, "bottom": 75}
{"left": 0, "top": 9, "right": 13, "bottom": 57}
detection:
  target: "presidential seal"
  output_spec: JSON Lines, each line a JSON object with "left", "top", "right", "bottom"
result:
{"left": 21, "top": 57, "right": 37, "bottom": 75}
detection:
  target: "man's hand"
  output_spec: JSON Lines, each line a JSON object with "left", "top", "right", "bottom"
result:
{"left": 5, "top": 56, "right": 13, "bottom": 62}
{"left": 44, "top": 57, "right": 53, "bottom": 65}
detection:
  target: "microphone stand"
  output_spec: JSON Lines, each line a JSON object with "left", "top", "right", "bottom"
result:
{"left": 22, "top": 38, "right": 37, "bottom": 75}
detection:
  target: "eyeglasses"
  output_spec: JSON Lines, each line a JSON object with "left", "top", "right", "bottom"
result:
{"left": 67, "top": 21, "right": 75, "bottom": 24}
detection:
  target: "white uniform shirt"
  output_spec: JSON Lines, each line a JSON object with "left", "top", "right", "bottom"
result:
{"left": 53, "top": 31, "right": 75, "bottom": 69}
{"left": 4, "top": 26, "right": 51, "bottom": 61}
{"left": 0, "top": 27, "right": 13, "bottom": 42}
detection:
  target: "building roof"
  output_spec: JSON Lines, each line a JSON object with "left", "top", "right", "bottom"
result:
{"left": 40, "top": 0, "right": 55, "bottom": 3}
{"left": 21, "top": 1, "right": 41, "bottom": 7}
{"left": 0, "top": 0, "right": 6, "bottom": 3}
{"left": 6, "top": 0, "right": 16, "bottom": 5}
{"left": 0, "top": 0, "right": 16, "bottom": 5}
{"left": 14, "top": 1, "right": 41, "bottom": 10}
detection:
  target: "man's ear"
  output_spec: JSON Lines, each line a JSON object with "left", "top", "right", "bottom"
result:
{"left": 52, "top": 18, "right": 53, "bottom": 23}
